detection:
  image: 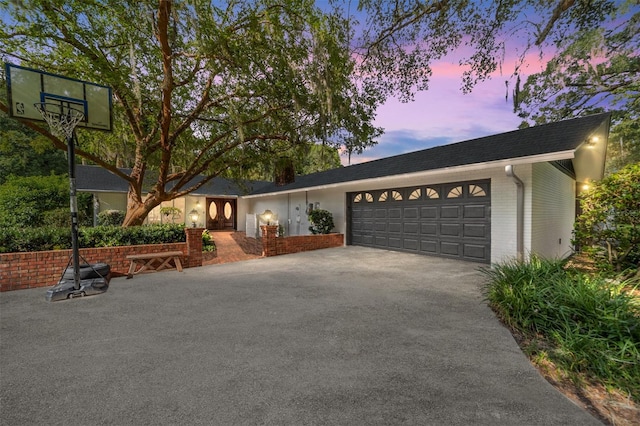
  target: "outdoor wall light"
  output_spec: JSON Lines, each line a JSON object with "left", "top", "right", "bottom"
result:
{"left": 261, "top": 209, "right": 274, "bottom": 225}
{"left": 189, "top": 208, "right": 200, "bottom": 227}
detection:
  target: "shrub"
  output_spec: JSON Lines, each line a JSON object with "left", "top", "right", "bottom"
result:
{"left": 482, "top": 256, "right": 640, "bottom": 400}
{"left": 0, "top": 174, "right": 92, "bottom": 227}
{"left": 308, "top": 209, "right": 334, "bottom": 234}
{"left": 573, "top": 163, "right": 640, "bottom": 274}
{"left": 202, "top": 229, "right": 216, "bottom": 252}
{"left": 97, "top": 210, "right": 126, "bottom": 226}
{"left": 0, "top": 224, "right": 186, "bottom": 253}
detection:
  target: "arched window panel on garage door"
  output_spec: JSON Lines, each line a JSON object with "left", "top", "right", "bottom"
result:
{"left": 425, "top": 187, "right": 440, "bottom": 199}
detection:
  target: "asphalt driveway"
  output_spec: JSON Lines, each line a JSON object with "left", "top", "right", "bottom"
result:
{"left": 0, "top": 247, "right": 601, "bottom": 425}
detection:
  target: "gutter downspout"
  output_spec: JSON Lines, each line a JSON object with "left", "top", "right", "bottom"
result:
{"left": 505, "top": 165, "right": 524, "bottom": 262}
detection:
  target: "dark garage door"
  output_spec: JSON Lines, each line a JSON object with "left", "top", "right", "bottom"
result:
{"left": 348, "top": 180, "right": 491, "bottom": 263}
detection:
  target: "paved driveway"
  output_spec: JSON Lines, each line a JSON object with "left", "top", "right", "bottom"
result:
{"left": 0, "top": 247, "right": 600, "bottom": 425}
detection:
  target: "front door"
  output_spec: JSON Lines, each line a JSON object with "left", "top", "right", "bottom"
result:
{"left": 207, "top": 198, "right": 236, "bottom": 230}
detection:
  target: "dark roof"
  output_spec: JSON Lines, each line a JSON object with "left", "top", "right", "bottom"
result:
{"left": 76, "top": 113, "right": 610, "bottom": 197}
{"left": 75, "top": 165, "right": 270, "bottom": 196}
{"left": 249, "top": 113, "right": 611, "bottom": 195}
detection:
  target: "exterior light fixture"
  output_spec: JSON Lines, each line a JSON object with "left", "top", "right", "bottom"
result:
{"left": 261, "top": 209, "right": 273, "bottom": 225}
{"left": 189, "top": 208, "right": 199, "bottom": 227}
{"left": 587, "top": 136, "right": 599, "bottom": 148}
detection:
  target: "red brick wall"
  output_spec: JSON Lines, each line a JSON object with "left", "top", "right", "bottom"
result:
{"left": 259, "top": 226, "right": 344, "bottom": 257}
{"left": 0, "top": 228, "right": 204, "bottom": 292}
{"left": 275, "top": 233, "right": 344, "bottom": 255}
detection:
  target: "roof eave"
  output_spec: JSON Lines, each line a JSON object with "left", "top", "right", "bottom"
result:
{"left": 242, "top": 150, "right": 576, "bottom": 198}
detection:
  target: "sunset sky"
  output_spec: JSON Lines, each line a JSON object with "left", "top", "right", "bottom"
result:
{"left": 345, "top": 48, "right": 545, "bottom": 165}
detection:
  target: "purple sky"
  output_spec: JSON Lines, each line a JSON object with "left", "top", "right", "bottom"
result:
{"left": 344, "top": 49, "right": 543, "bottom": 165}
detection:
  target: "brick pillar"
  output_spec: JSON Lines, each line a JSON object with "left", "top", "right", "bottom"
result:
{"left": 261, "top": 225, "right": 278, "bottom": 257}
{"left": 185, "top": 227, "right": 203, "bottom": 268}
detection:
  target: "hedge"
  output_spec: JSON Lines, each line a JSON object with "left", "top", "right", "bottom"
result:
{"left": 0, "top": 224, "right": 186, "bottom": 253}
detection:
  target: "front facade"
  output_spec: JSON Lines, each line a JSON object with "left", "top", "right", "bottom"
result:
{"left": 78, "top": 114, "right": 610, "bottom": 265}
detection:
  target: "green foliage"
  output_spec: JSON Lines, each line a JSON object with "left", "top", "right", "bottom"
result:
{"left": 0, "top": 112, "right": 68, "bottom": 185}
{"left": 160, "top": 206, "right": 182, "bottom": 223}
{"left": 606, "top": 119, "right": 640, "bottom": 174}
{"left": 573, "top": 163, "right": 640, "bottom": 273}
{"left": 0, "top": 174, "right": 92, "bottom": 227}
{"left": 483, "top": 257, "right": 640, "bottom": 400}
{"left": 514, "top": 5, "right": 639, "bottom": 151}
{"left": 97, "top": 210, "right": 126, "bottom": 227}
{"left": 202, "top": 229, "right": 216, "bottom": 252}
{"left": 0, "top": 224, "right": 186, "bottom": 253}
{"left": 308, "top": 209, "right": 335, "bottom": 234}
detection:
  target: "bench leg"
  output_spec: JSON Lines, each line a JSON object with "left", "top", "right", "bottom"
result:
{"left": 174, "top": 256, "right": 183, "bottom": 272}
{"left": 127, "top": 260, "right": 137, "bottom": 279}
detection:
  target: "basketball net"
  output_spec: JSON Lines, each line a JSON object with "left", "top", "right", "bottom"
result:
{"left": 34, "top": 103, "right": 85, "bottom": 140}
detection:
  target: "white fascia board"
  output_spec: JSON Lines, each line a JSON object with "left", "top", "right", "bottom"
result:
{"left": 242, "top": 150, "right": 576, "bottom": 199}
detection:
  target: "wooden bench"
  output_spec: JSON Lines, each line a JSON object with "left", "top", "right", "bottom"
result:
{"left": 126, "top": 251, "right": 184, "bottom": 279}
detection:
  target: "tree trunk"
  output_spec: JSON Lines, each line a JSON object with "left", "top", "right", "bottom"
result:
{"left": 122, "top": 186, "right": 161, "bottom": 227}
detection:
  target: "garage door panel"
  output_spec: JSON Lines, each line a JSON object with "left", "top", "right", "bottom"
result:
{"left": 441, "top": 223, "right": 461, "bottom": 237}
{"left": 389, "top": 222, "right": 402, "bottom": 233}
{"left": 403, "top": 239, "right": 418, "bottom": 250}
{"left": 464, "top": 244, "right": 487, "bottom": 260}
{"left": 421, "top": 207, "right": 437, "bottom": 219}
{"left": 404, "top": 207, "right": 419, "bottom": 219}
{"left": 463, "top": 223, "right": 488, "bottom": 238}
{"left": 349, "top": 179, "right": 490, "bottom": 263}
{"left": 375, "top": 236, "right": 388, "bottom": 246}
{"left": 420, "top": 240, "right": 437, "bottom": 253}
{"left": 404, "top": 222, "right": 419, "bottom": 234}
{"left": 441, "top": 241, "right": 461, "bottom": 256}
{"left": 440, "top": 206, "right": 460, "bottom": 218}
{"left": 388, "top": 208, "right": 402, "bottom": 219}
{"left": 388, "top": 237, "right": 402, "bottom": 248}
{"left": 464, "top": 205, "right": 487, "bottom": 219}
{"left": 421, "top": 223, "right": 437, "bottom": 236}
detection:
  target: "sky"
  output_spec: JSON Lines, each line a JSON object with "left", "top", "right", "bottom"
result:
{"left": 345, "top": 50, "right": 541, "bottom": 166}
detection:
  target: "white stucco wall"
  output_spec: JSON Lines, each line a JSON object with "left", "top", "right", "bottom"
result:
{"left": 531, "top": 162, "right": 576, "bottom": 259}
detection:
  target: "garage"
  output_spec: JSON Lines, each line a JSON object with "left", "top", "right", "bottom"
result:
{"left": 348, "top": 179, "right": 491, "bottom": 263}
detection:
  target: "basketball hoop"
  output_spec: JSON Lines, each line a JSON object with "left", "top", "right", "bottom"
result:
{"left": 34, "top": 102, "right": 85, "bottom": 140}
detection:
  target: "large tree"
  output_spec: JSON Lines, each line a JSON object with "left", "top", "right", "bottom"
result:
{"left": 511, "top": 2, "right": 639, "bottom": 172}
{"left": 0, "top": 0, "right": 380, "bottom": 225}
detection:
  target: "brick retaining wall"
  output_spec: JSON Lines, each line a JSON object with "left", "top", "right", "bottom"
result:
{"left": 0, "top": 228, "right": 204, "bottom": 292}
{"left": 260, "top": 225, "right": 344, "bottom": 257}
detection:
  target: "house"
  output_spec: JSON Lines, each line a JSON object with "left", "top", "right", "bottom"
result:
{"left": 77, "top": 113, "right": 610, "bottom": 265}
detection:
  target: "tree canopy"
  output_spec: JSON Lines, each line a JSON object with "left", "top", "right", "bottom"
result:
{"left": 1, "top": 0, "right": 380, "bottom": 225}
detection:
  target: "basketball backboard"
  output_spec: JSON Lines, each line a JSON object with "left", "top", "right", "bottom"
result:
{"left": 5, "top": 63, "right": 112, "bottom": 132}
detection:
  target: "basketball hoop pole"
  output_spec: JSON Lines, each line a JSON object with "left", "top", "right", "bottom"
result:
{"left": 67, "top": 131, "right": 81, "bottom": 291}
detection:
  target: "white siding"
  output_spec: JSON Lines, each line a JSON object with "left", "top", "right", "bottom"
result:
{"left": 531, "top": 162, "right": 576, "bottom": 259}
